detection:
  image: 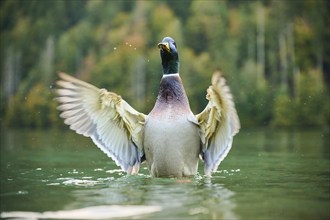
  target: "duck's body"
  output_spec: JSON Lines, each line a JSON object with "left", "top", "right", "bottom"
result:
{"left": 56, "top": 37, "right": 240, "bottom": 177}
{"left": 144, "top": 74, "right": 200, "bottom": 177}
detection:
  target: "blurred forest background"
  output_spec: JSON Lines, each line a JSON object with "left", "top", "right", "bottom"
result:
{"left": 0, "top": 0, "right": 329, "bottom": 129}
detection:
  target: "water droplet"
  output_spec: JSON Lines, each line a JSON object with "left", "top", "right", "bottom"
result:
{"left": 106, "top": 169, "right": 123, "bottom": 174}
{"left": 62, "top": 179, "right": 99, "bottom": 186}
{"left": 47, "top": 183, "right": 60, "bottom": 186}
{"left": 69, "top": 169, "right": 79, "bottom": 174}
{"left": 97, "top": 177, "right": 115, "bottom": 181}
{"left": 36, "top": 168, "right": 42, "bottom": 171}
{"left": 17, "top": 190, "right": 28, "bottom": 195}
{"left": 113, "top": 47, "right": 117, "bottom": 50}
{"left": 82, "top": 176, "right": 93, "bottom": 179}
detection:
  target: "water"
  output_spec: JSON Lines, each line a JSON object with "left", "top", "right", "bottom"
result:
{"left": 1, "top": 128, "right": 329, "bottom": 219}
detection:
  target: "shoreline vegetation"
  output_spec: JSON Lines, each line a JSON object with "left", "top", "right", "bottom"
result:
{"left": 1, "top": 0, "right": 329, "bottom": 129}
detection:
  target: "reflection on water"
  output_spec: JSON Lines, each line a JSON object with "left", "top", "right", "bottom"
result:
{"left": 1, "top": 170, "right": 238, "bottom": 220}
{"left": 1, "top": 205, "right": 162, "bottom": 219}
{"left": 1, "top": 129, "right": 329, "bottom": 219}
{"left": 196, "top": 178, "right": 237, "bottom": 219}
{"left": 51, "top": 174, "right": 238, "bottom": 219}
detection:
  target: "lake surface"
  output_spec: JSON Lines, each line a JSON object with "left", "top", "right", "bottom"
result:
{"left": 1, "top": 128, "right": 329, "bottom": 219}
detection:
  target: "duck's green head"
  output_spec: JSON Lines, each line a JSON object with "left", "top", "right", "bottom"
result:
{"left": 158, "top": 37, "right": 179, "bottom": 75}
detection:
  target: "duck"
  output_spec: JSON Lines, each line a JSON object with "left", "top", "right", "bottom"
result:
{"left": 56, "top": 37, "right": 240, "bottom": 177}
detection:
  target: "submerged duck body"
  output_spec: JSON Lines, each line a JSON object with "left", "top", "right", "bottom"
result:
{"left": 144, "top": 74, "right": 200, "bottom": 177}
{"left": 56, "top": 37, "right": 240, "bottom": 177}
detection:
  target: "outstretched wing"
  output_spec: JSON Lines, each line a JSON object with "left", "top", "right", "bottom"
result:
{"left": 56, "top": 72, "right": 146, "bottom": 174}
{"left": 196, "top": 71, "right": 240, "bottom": 176}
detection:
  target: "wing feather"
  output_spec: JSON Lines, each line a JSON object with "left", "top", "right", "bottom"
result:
{"left": 196, "top": 71, "right": 240, "bottom": 176}
{"left": 59, "top": 108, "right": 84, "bottom": 118}
{"left": 56, "top": 72, "right": 146, "bottom": 174}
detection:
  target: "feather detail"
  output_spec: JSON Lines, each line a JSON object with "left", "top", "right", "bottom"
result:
{"left": 56, "top": 72, "right": 146, "bottom": 174}
{"left": 196, "top": 71, "right": 240, "bottom": 176}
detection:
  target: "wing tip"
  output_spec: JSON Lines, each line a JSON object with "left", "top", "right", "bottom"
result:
{"left": 57, "top": 71, "right": 68, "bottom": 79}
{"left": 211, "top": 70, "right": 224, "bottom": 86}
{"left": 57, "top": 72, "right": 77, "bottom": 83}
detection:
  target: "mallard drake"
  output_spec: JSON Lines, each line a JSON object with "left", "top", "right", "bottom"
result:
{"left": 56, "top": 37, "right": 240, "bottom": 177}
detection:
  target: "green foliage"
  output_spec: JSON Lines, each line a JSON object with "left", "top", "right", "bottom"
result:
{"left": 294, "top": 70, "right": 328, "bottom": 127}
{"left": 5, "top": 82, "right": 60, "bottom": 128}
{"left": 273, "top": 91, "right": 296, "bottom": 127}
{"left": 1, "top": 0, "right": 329, "bottom": 129}
{"left": 273, "top": 69, "right": 328, "bottom": 127}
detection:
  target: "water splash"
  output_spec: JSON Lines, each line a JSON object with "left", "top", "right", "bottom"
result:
{"left": 105, "top": 169, "right": 123, "bottom": 174}
{"left": 62, "top": 179, "right": 99, "bottom": 186}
